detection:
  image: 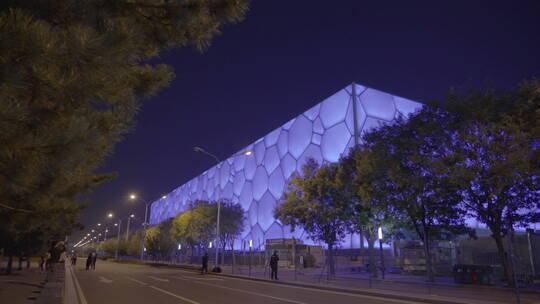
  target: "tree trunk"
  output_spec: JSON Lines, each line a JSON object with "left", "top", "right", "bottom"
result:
{"left": 6, "top": 256, "right": 13, "bottom": 275}
{"left": 367, "top": 233, "right": 378, "bottom": 278}
{"left": 327, "top": 243, "right": 335, "bottom": 276}
{"left": 26, "top": 257, "right": 30, "bottom": 269}
{"left": 423, "top": 229, "right": 434, "bottom": 282}
{"left": 17, "top": 256, "right": 22, "bottom": 271}
{"left": 493, "top": 234, "right": 514, "bottom": 287}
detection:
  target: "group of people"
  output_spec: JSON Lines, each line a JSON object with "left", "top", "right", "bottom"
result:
{"left": 39, "top": 241, "right": 67, "bottom": 271}
{"left": 86, "top": 252, "right": 98, "bottom": 270}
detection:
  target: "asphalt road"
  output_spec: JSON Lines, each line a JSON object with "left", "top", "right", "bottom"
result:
{"left": 70, "top": 260, "right": 423, "bottom": 304}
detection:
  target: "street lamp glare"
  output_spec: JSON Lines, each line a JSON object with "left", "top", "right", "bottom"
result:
{"left": 244, "top": 150, "right": 252, "bottom": 156}
{"left": 97, "top": 223, "right": 101, "bottom": 226}
{"left": 129, "top": 194, "right": 137, "bottom": 200}
{"left": 162, "top": 195, "right": 167, "bottom": 199}
{"left": 114, "top": 223, "right": 118, "bottom": 226}
{"left": 130, "top": 214, "right": 135, "bottom": 218}
{"left": 108, "top": 213, "right": 113, "bottom": 218}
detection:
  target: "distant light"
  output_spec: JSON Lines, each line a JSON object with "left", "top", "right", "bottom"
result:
{"left": 178, "top": 244, "right": 182, "bottom": 250}
{"left": 129, "top": 193, "right": 137, "bottom": 200}
{"left": 244, "top": 151, "right": 252, "bottom": 156}
{"left": 209, "top": 242, "right": 212, "bottom": 248}
{"left": 114, "top": 223, "right": 118, "bottom": 226}
{"left": 108, "top": 213, "right": 113, "bottom": 218}
{"left": 91, "top": 229, "right": 95, "bottom": 233}
{"left": 87, "top": 234, "right": 90, "bottom": 236}
{"left": 105, "top": 229, "right": 108, "bottom": 232}
{"left": 249, "top": 240, "right": 253, "bottom": 248}
{"left": 130, "top": 214, "right": 135, "bottom": 218}
{"left": 378, "top": 227, "right": 383, "bottom": 240}
{"left": 97, "top": 223, "right": 101, "bottom": 226}
{"left": 162, "top": 195, "right": 167, "bottom": 199}
{"left": 143, "top": 247, "right": 147, "bottom": 252}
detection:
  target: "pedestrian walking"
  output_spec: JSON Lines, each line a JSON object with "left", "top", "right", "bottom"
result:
{"left": 86, "top": 253, "right": 92, "bottom": 271}
{"left": 270, "top": 250, "right": 279, "bottom": 280}
{"left": 91, "top": 252, "right": 97, "bottom": 270}
{"left": 201, "top": 252, "right": 209, "bottom": 274}
{"left": 39, "top": 256, "right": 45, "bottom": 270}
{"left": 71, "top": 253, "right": 77, "bottom": 265}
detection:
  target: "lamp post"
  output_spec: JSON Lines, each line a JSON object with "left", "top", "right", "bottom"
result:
{"left": 115, "top": 220, "right": 122, "bottom": 259}
{"left": 130, "top": 193, "right": 154, "bottom": 262}
{"left": 378, "top": 227, "right": 385, "bottom": 280}
{"left": 194, "top": 147, "right": 252, "bottom": 270}
{"left": 126, "top": 214, "right": 135, "bottom": 241}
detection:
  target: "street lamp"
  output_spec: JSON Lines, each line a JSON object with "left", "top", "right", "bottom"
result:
{"left": 108, "top": 213, "right": 122, "bottom": 259}
{"left": 129, "top": 193, "right": 151, "bottom": 261}
{"left": 193, "top": 146, "right": 252, "bottom": 269}
{"left": 126, "top": 214, "right": 135, "bottom": 241}
{"left": 378, "top": 227, "right": 385, "bottom": 279}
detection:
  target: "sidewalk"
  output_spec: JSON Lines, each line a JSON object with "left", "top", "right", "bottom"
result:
{"left": 213, "top": 264, "right": 540, "bottom": 304}
{"left": 0, "top": 262, "right": 47, "bottom": 304}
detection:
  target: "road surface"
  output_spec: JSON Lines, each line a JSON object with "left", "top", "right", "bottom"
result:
{"left": 69, "top": 260, "right": 423, "bottom": 304}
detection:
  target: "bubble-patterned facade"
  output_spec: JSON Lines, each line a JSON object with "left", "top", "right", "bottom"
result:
{"left": 150, "top": 83, "right": 423, "bottom": 247}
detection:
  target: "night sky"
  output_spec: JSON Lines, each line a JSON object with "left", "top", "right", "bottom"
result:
{"left": 72, "top": 0, "right": 540, "bottom": 242}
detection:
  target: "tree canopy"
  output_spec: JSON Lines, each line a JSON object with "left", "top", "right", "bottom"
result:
{"left": 0, "top": 0, "right": 249, "bottom": 266}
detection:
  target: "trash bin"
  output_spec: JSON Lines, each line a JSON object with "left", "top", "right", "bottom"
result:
{"left": 453, "top": 264, "right": 493, "bottom": 285}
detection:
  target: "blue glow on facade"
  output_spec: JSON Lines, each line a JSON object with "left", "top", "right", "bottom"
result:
{"left": 150, "top": 83, "right": 423, "bottom": 248}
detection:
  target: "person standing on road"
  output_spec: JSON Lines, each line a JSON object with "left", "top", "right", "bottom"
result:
{"left": 270, "top": 250, "right": 279, "bottom": 280}
{"left": 86, "top": 253, "right": 92, "bottom": 270}
{"left": 201, "top": 252, "right": 209, "bottom": 274}
{"left": 91, "top": 252, "right": 97, "bottom": 270}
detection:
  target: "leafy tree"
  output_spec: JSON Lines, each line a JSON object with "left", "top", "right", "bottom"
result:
{"left": 170, "top": 200, "right": 244, "bottom": 261}
{"left": 216, "top": 200, "right": 245, "bottom": 265}
{"left": 339, "top": 147, "right": 400, "bottom": 278}
{"left": 365, "top": 107, "right": 472, "bottom": 282}
{"left": 0, "top": 0, "right": 249, "bottom": 260}
{"left": 275, "top": 159, "right": 350, "bottom": 276}
{"left": 439, "top": 84, "right": 540, "bottom": 286}
{"left": 126, "top": 231, "right": 143, "bottom": 256}
{"left": 145, "top": 219, "right": 175, "bottom": 259}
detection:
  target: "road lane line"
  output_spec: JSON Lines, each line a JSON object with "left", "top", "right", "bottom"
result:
{"left": 149, "top": 276, "right": 170, "bottom": 282}
{"left": 70, "top": 265, "right": 89, "bottom": 304}
{"left": 148, "top": 285, "right": 200, "bottom": 304}
{"left": 127, "top": 277, "right": 148, "bottom": 286}
{"left": 220, "top": 276, "right": 420, "bottom": 304}
{"left": 98, "top": 276, "right": 113, "bottom": 284}
{"left": 192, "top": 280, "right": 308, "bottom": 304}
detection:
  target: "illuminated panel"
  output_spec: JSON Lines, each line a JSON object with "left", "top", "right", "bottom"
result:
{"left": 149, "top": 83, "right": 423, "bottom": 248}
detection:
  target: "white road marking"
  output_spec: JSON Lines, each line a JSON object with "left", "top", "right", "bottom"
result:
{"left": 172, "top": 277, "right": 188, "bottom": 281}
{"left": 220, "top": 276, "right": 421, "bottom": 304}
{"left": 70, "top": 265, "right": 89, "bottom": 304}
{"left": 149, "top": 285, "right": 200, "bottom": 304}
{"left": 127, "top": 277, "right": 148, "bottom": 286}
{"left": 98, "top": 276, "right": 113, "bottom": 284}
{"left": 192, "top": 280, "right": 308, "bottom": 304}
{"left": 149, "top": 276, "right": 170, "bottom": 282}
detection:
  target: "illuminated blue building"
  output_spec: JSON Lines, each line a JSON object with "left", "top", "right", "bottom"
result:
{"left": 150, "top": 83, "right": 422, "bottom": 248}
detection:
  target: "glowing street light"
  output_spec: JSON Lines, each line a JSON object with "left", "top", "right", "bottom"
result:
{"left": 108, "top": 213, "right": 113, "bottom": 218}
